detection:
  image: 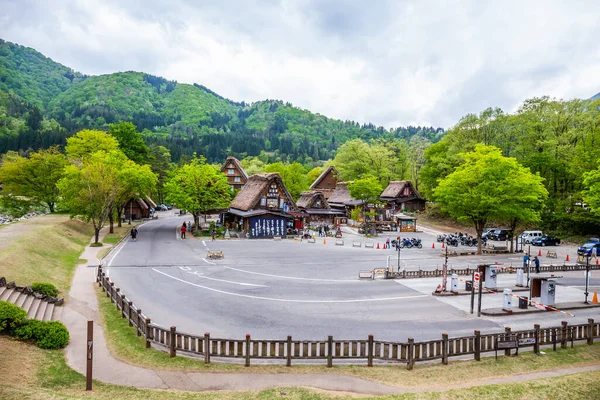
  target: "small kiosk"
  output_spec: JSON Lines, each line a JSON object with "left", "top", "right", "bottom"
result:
{"left": 530, "top": 276, "right": 559, "bottom": 307}
{"left": 477, "top": 264, "right": 498, "bottom": 290}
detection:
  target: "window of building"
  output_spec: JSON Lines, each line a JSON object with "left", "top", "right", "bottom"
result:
{"left": 234, "top": 176, "right": 241, "bottom": 183}
{"left": 227, "top": 168, "right": 235, "bottom": 175}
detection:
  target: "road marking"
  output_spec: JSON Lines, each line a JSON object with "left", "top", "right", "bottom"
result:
{"left": 223, "top": 266, "right": 359, "bottom": 282}
{"left": 202, "top": 258, "right": 216, "bottom": 265}
{"left": 202, "top": 241, "right": 207, "bottom": 247}
{"left": 107, "top": 240, "right": 127, "bottom": 268}
{"left": 151, "top": 268, "right": 429, "bottom": 303}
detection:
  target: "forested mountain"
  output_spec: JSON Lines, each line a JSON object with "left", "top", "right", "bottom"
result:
{"left": 0, "top": 39, "right": 443, "bottom": 163}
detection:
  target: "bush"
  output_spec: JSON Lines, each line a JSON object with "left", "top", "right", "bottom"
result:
{"left": 0, "top": 300, "right": 27, "bottom": 333}
{"left": 31, "top": 282, "right": 59, "bottom": 298}
{"left": 15, "top": 319, "right": 70, "bottom": 349}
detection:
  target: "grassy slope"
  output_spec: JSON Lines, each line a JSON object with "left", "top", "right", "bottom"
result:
{"left": 0, "top": 214, "right": 94, "bottom": 293}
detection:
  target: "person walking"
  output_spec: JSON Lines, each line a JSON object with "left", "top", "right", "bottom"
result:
{"left": 187, "top": 221, "right": 191, "bottom": 232}
{"left": 130, "top": 227, "right": 138, "bottom": 242}
{"left": 180, "top": 222, "right": 187, "bottom": 239}
{"left": 533, "top": 256, "right": 540, "bottom": 273}
{"left": 386, "top": 236, "right": 391, "bottom": 249}
{"left": 211, "top": 228, "right": 216, "bottom": 241}
{"left": 592, "top": 246, "right": 598, "bottom": 260}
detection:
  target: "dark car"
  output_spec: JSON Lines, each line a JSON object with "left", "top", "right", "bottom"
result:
{"left": 489, "top": 229, "right": 512, "bottom": 241}
{"left": 531, "top": 235, "right": 560, "bottom": 246}
{"left": 577, "top": 239, "right": 600, "bottom": 256}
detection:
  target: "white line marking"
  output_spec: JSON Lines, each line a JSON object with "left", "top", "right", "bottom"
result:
{"left": 179, "top": 266, "right": 192, "bottom": 271}
{"left": 202, "top": 258, "right": 216, "bottom": 265}
{"left": 107, "top": 240, "right": 127, "bottom": 268}
{"left": 202, "top": 241, "right": 207, "bottom": 247}
{"left": 193, "top": 274, "right": 266, "bottom": 287}
{"left": 224, "top": 266, "right": 359, "bottom": 282}
{"left": 151, "top": 268, "right": 429, "bottom": 303}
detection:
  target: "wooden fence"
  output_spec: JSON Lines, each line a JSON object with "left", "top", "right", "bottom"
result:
{"left": 97, "top": 266, "right": 599, "bottom": 368}
{"left": 388, "top": 264, "right": 600, "bottom": 279}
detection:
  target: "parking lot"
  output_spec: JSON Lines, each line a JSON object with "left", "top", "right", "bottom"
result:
{"left": 105, "top": 213, "right": 599, "bottom": 342}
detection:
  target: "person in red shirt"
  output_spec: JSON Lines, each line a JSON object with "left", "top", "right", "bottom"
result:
{"left": 180, "top": 223, "right": 187, "bottom": 239}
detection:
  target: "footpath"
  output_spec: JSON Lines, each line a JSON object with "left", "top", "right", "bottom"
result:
{"left": 62, "top": 228, "right": 600, "bottom": 396}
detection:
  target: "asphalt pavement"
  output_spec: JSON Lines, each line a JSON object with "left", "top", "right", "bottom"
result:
{"left": 105, "top": 212, "right": 600, "bottom": 343}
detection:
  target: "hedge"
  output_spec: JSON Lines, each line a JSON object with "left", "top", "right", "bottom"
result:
{"left": 31, "top": 282, "right": 59, "bottom": 298}
{"left": 0, "top": 300, "right": 27, "bottom": 333}
{"left": 14, "top": 319, "right": 70, "bottom": 349}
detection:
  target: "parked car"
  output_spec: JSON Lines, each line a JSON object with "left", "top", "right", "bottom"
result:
{"left": 157, "top": 204, "right": 168, "bottom": 211}
{"left": 488, "top": 229, "right": 512, "bottom": 241}
{"left": 481, "top": 228, "right": 494, "bottom": 240}
{"left": 520, "top": 230, "right": 543, "bottom": 244}
{"left": 577, "top": 238, "right": 600, "bottom": 256}
{"left": 531, "top": 235, "right": 560, "bottom": 246}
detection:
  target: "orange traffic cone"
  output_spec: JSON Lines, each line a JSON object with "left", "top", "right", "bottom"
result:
{"left": 382, "top": 243, "right": 386, "bottom": 250}
{"left": 323, "top": 238, "right": 326, "bottom": 244}
{"left": 592, "top": 292, "right": 598, "bottom": 304}
{"left": 442, "top": 242, "right": 445, "bottom": 248}
{"left": 565, "top": 254, "right": 570, "bottom": 262}
{"left": 432, "top": 242, "right": 435, "bottom": 249}
{"left": 596, "top": 259, "right": 599, "bottom": 265}
{"left": 538, "top": 249, "right": 542, "bottom": 257}
{"left": 376, "top": 243, "right": 380, "bottom": 249}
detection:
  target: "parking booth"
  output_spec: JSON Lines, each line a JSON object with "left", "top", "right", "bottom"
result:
{"left": 530, "top": 276, "right": 559, "bottom": 307}
{"left": 478, "top": 264, "right": 498, "bottom": 290}
{"left": 515, "top": 267, "right": 525, "bottom": 287}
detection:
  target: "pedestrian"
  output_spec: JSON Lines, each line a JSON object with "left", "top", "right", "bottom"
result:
{"left": 592, "top": 246, "right": 598, "bottom": 260}
{"left": 523, "top": 254, "right": 529, "bottom": 269}
{"left": 386, "top": 236, "right": 390, "bottom": 249}
{"left": 130, "top": 227, "right": 138, "bottom": 242}
{"left": 533, "top": 256, "right": 540, "bottom": 273}
{"left": 180, "top": 222, "right": 186, "bottom": 239}
{"left": 211, "top": 228, "right": 216, "bottom": 241}
{"left": 187, "top": 221, "right": 191, "bottom": 232}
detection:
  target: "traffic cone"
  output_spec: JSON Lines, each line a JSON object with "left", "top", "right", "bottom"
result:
{"left": 323, "top": 238, "right": 326, "bottom": 244}
{"left": 538, "top": 249, "right": 542, "bottom": 257}
{"left": 592, "top": 292, "right": 598, "bottom": 304}
{"left": 382, "top": 243, "right": 386, "bottom": 250}
{"left": 376, "top": 243, "right": 380, "bottom": 249}
{"left": 565, "top": 254, "right": 570, "bottom": 262}
{"left": 442, "top": 242, "right": 445, "bottom": 248}
{"left": 596, "top": 259, "right": 599, "bottom": 265}
{"left": 432, "top": 242, "right": 435, "bottom": 249}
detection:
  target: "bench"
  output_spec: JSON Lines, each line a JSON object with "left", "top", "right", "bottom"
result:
{"left": 207, "top": 251, "right": 224, "bottom": 260}
{"left": 546, "top": 251, "right": 557, "bottom": 259}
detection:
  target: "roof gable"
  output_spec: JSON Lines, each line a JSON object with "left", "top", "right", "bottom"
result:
{"left": 310, "top": 166, "right": 339, "bottom": 190}
{"left": 229, "top": 173, "right": 296, "bottom": 211}
{"left": 220, "top": 156, "right": 249, "bottom": 181}
{"left": 297, "top": 190, "right": 330, "bottom": 209}
{"left": 327, "top": 182, "right": 355, "bottom": 204}
{"left": 380, "top": 180, "right": 421, "bottom": 199}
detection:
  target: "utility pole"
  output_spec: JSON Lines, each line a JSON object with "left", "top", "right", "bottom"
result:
{"left": 585, "top": 254, "right": 590, "bottom": 304}
{"left": 396, "top": 243, "right": 401, "bottom": 272}
{"left": 442, "top": 246, "right": 448, "bottom": 292}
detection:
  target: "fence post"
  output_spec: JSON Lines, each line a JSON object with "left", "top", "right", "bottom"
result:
{"left": 588, "top": 319, "right": 595, "bottom": 345}
{"left": 101, "top": 273, "right": 106, "bottom": 291}
{"left": 97, "top": 266, "right": 102, "bottom": 283}
{"left": 286, "top": 336, "right": 292, "bottom": 367}
{"left": 504, "top": 327, "right": 511, "bottom": 357}
{"left": 145, "top": 318, "right": 152, "bottom": 348}
{"left": 552, "top": 328, "right": 557, "bottom": 351}
{"left": 110, "top": 282, "right": 115, "bottom": 302}
{"left": 474, "top": 330, "right": 481, "bottom": 361}
{"left": 407, "top": 338, "right": 414, "bottom": 370}
{"left": 169, "top": 326, "right": 176, "bottom": 358}
{"left": 245, "top": 334, "right": 251, "bottom": 367}
{"left": 327, "top": 336, "right": 333, "bottom": 368}
{"left": 121, "top": 294, "right": 127, "bottom": 318}
{"left": 128, "top": 302, "right": 133, "bottom": 326}
{"left": 136, "top": 309, "right": 142, "bottom": 337}
{"left": 367, "top": 334, "right": 374, "bottom": 367}
{"left": 561, "top": 321, "right": 568, "bottom": 349}
{"left": 442, "top": 333, "right": 448, "bottom": 365}
{"left": 534, "top": 324, "right": 540, "bottom": 354}
{"left": 204, "top": 333, "right": 210, "bottom": 364}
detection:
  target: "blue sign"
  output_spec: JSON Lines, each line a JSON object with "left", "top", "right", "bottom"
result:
{"left": 249, "top": 216, "right": 287, "bottom": 238}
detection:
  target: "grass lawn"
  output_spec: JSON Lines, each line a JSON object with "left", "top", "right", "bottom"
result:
{"left": 98, "top": 285, "right": 600, "bottom": 389}
{"left": 0, "top": 214, "right": 94, "bottom": 294}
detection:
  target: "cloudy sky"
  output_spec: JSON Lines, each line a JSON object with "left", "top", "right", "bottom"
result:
{"left": 1, "top": 0, "right": 599, "bottom": 128}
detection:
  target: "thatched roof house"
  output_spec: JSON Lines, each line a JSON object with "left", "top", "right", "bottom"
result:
{"left": 328, "top": 182, "right": 360, "bottom": 208}
{"left": 221, "top": 156, "right": 249, "bottom": 190}
{"left": 309, "top": 166, "right": 339, "bottom": 199}
{"left": 380, "top": 180, "right": 425, "bottom": 211}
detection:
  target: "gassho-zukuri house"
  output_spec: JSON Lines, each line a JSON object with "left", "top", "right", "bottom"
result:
{"left": 224, "top": 173, "right": 298, "bottom": 238}
{"left": 296, "top": 190, "right": 345, "bottom": 228}
{"left": 220, "top": 156, "right": 249, "bottom": 190}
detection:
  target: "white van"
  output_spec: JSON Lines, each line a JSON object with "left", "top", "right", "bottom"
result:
{"left": 520, "top": 230, "right": 543, "bottom": 244}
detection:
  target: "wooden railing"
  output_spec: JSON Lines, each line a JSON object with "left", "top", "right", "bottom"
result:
{"left": 388, "top": 264, "right": 600, "bottom": 279}
{"left": 97, "top": 266, "right": 600, "bottom": 369}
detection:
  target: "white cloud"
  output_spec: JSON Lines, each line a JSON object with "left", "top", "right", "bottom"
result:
{"left": 0, "top": 0, "right": 598, "bottom": 128}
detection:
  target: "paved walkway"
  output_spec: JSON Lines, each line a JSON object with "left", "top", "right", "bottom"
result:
{"left": 62, "top": 227, "right": 600, "bottom": 395}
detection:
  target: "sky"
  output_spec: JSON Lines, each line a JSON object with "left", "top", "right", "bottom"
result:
{"left": 1, "top": 0, "right": 599, "bottom": 129}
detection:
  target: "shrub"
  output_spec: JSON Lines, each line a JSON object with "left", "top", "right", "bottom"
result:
{"left": 31, "top": 282, "right": 59, "bottom": 298}
{"left": 15, "top": 319, "right": 70, "bottom": 349}
{"left": 0, "top": 300, "right": 27, "bottom": 333}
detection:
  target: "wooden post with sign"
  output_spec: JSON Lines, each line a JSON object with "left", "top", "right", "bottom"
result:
{"left": 86, "top": 320, "right": 93, "bottom": 391}
{"left": 477, "top": 275, "right": 483, "bottom": 317}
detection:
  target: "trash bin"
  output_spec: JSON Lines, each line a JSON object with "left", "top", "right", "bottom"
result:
{"left": 465, "top": 281, "right": 473, "bottom": 291}
{"left": 519, "top": 297, "right": 528, "bottom": 309}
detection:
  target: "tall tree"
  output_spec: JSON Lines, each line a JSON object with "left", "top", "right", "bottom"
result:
{"left": 434, "top": 145, "right": 547, "bottom": 254}
{"left": 65, "top": 129, "right": 119, "bottom": 159}
{"left": 0, "top": 147, "right": 67, "bottom": 212}
{"left": 348, "top": 177, "right": 383, "bottom": 235}
{"left": 582, "top": 160, "right": 600, "bottom": 216}
{"left": 164, "top": 157, "right": 232, "bottom": 229}
{"left": 109, "top": 121, "right": 150, "bottom": 164}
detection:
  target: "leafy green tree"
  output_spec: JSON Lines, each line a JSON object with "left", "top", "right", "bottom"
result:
{"left": 240, "top": 156, "right": 266, "bottom": 176}
{"left": 164, "top": 157, "right": 232, "bottom": 229}
{"left": 147, "top": 145, "right": 172, "bottom": 205}
{"left": 264, "top": 162, "right": 308, "bottom": 199}
{"left": 108, "top": 122, "right": 150, "bottom": 164}
{"left": 583, "top": 161, "right": 600, "bottom": 216}
{"left": 306, "top": 166, "right": 324, "bottom": 186}
{"left": 58, "top": 150, "right": 127, "bottom": 243}
{"left": 112, "top": 158, "right": 157, "bottom": 231}
{"left": 0, "top": 147, "right": 67, "bottom": 212}
{"left": 65, "top": 130, "right": 119, "bottom": 159}
{"left": 434, "top": 145, "right": 548, "bottom": 254}
{"left": 348, "top": 177, "right": 383, "bottom": 235}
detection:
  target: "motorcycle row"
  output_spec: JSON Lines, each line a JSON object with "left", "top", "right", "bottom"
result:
{"left": 391, "top": 237, "right": 423, "bottom": 249}
{"left": 436, "top": 233, "right": 485, "bottom": 247}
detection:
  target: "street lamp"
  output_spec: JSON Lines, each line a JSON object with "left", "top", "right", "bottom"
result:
{"left": 396, "top": 242, "right": 401, "bottom": 272}
{"left": 585, "top": 253, "right": 590, "bottom": 304}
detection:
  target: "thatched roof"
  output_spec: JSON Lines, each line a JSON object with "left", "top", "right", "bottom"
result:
{"left": 310, "top": 166, "right": 339, "bottom": 189}
{"left": 221, "top": 156, "right": 248, "bottom": 181}
{"left": 380, "top": 180, "right": 422, "bottom": 199}
{"left": 229, "top": 173, "right": 296, "bottom": 211}
{"left": 296, "top": 190, "right": 329, "bottom": 209}
{"left": 327, "top": 182, "right": 355, "bottom": 205}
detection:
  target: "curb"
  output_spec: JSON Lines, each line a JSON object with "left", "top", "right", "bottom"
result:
{"left": 482, "top": 303, "right": 600, "bottom": 316}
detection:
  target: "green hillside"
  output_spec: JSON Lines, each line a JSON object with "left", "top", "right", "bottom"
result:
{"left": 0, "top": 38, "right": 443, "bottom": 163}
{"left": 0, "top": 39, "right": 84, "bottom": 109}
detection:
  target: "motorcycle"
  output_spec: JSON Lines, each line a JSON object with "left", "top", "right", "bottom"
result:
{"left": 436, "top": 234, "right": 447, "bottom": 242}
{"left": 410, "top": 237, "right": 423, "bottom": 248}
{"left": 445, "top": 235, "right": 459, "bottom": 247}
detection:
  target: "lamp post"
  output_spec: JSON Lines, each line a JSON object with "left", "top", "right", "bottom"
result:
{"left": 585, "top": 254, "right": 590, "bottom": 304}
{"left": 396, "top": 242, "right": 401, "bottom": 272}
{"left": 526, "top": 245, "right": 531, "bottom": 288}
